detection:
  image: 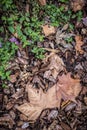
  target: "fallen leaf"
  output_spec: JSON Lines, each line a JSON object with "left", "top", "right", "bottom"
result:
{"left": 48, "top": 110, "right": 58, "bottom": 120}
{"left": 60, "top": 122, "right": 71, "bottom": 130}
{"left": 42, "top": 25, "right": 55, "bottom": 36}
{"left": 56, "top": 125, "right": 62, "bottom": 130}
{"left": 44, "top": 53, "right": 65, "bottom": 80}
{"left": 9, "top": 110, "right": 16, "bottom": 120}
{"left": 32, "top": 75, "right": 45, "bottom": 89}
{"left": 26, "top": 84, "right": 46, "bottom": 107}
{"left": 12, "top": 88, "right": 24, "bottom": 99}
{"left": 38, "top": 0, "right": 46, "bottom": 5}
{"left": 57, "top": 73, "right": 81, "bottom": 102}
{"left": 6, "top": 99, "right": 16, "bottom": 110}
{"left": 56, "top": 27, "right": 74, "bottom": 45}
{"left": 25, "top": 4, "right": 29, "bottom": 13}
{"left": 84, "top": 96, "right": 87, "bottom": 105}
{"left": 48, "top": 53, "right": 64, "bottom": 71}
{"left": 62, "top": 24, "right": 69, "bottom": 31}
{"left": 9, "top": 71, "right": 19, "bottom": 83}
{"left": 75, "top": 35, "right": 84, "bottom": 54}
{"left": 16, "top": 84, "right": 60, "bottom": 120}
{"left": 65, "top": 102, "right": 76, "bottom": 112}
{"left": 17, "top": 57, "right": 28, "bottom": 65}
{"left": 16, "top": 73, "right": 81, "bottom": 121}
{"left": 82, "top": 17, "right": 87, "bottom": 26}
{"left": 17, "top": 103, "right": 42, "bottom": 121}
{"left": 48, "top": 120, "right": 59, "bottom": 130}
{"left": 10, "top": 74, "right": 17, "bottom": 83}
{"left": 22, "top": 122, "right": 29, "bottom": 129}
{"left": 0, "top": 115, "right": 15, "bottom": 128}
{"left": 20, "top": 114, "right": 28, "bottom": 121}
{"left": 44, "top": 70, "right": 51, "bottom": 79}
{"left": 71, "top": 0, "right": 85, "bottom": 12}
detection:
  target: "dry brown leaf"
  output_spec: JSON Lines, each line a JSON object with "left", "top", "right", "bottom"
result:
{"left": 46, "top": 85, "right": 61, "bottom": 108}
{"left": 26, "top": 84, "right": 46, "bottom": 107}
{"left": 16, "top": 73, "right": 81, "bottom": 121}
{"left": 0, "top": 115, "right": 15, "bottom": 128}
{"left": 75, "top": 35, "right": 84, "bottom": 54}
{"left": 6, "top": 99, "right": 16, "bottom": 110}
{"left": 71, "top": 0, "right": 85, "bottom": 12}
{"left": 38, "top": 0, "right": 46, "bottom": 5}
{"left": 56, "top": 27, "right": 74, "bottom": 45}
{"left": 17, "top": 57, "right": 28, "bottom": 65}
{"left": 56, "top": 73, "right": 81, "bottom": 102}
{"left": 12, "top": 88, "right": 24, "bottom": 99}
{"left": 42, "top": 25, "right": 55, "bottom": 36}
{"left": 32, "top": 75, "right": 45, "bottom": 89}
{"left": 16, "top": 84, "right": 60, "bottom": 120}
{"left": 9, "top": 74, "right": 17, "bottom": 83}
{"left": 44, "top": 53, "right": 65, "bottom": 79}
{"left": 60, "top": 122, "right": 71, "bottom": 130}
{"left": 48, "top": 110, "right": 58, "bottom": 120}
{"left": 48, "top": 53, "right": 64, "bottom": 71}
{"left": 17, "top": 103, "right": 42, "bottom": 121}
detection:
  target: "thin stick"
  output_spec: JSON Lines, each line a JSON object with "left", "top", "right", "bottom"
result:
{"left": 42, "top": 47, "right": 60, "bottom": 53}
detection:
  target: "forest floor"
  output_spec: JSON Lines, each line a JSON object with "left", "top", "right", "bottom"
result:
{"left": 0, "top": 0, "right": 87, "bottom": 130}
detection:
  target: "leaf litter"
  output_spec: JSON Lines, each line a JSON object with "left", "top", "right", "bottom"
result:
{"left": 1, "top": 1, "right": 87, "bottom": 129}
{"left": 16, "top": 73, "right": 81, "bottom": 121}
{"left": 42, "top": 24, "right": 56, "bottom": 36}
{"left": 71, "top": 0, "right": 85, "bottom": 12}
{"left": 75, "top": 35, "right": 84, "bottom": 54}
{"left": 43, "top": 53, "right": 65, "bottom": 80}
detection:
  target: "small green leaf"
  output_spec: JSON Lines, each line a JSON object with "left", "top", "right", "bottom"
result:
{"left": 8, "top": 26, "right": 15, "bottom": 33}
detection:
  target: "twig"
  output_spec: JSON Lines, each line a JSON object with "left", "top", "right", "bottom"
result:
{"left": 42, "top": 47, "right": 60, "bottom": 53}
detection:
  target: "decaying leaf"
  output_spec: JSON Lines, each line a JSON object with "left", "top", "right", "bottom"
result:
{"left": 56, "top": 73, "right": 81, "bottom": 102}
{"left": 0, "top": 115, "right": 15, "bottom": 128}
{"left": 75, "top": 35, "right": 84, "bottom": 54}
{"left": 65, "top": 102, "right": 76, "bottom": 112}
{"left": 60, "top": 122, "right": 71, "bottom": 130}
{"left": 56, "top": 27, "right": 74, "bottom": 45}
{"left": 48, "top": 120, "right": 60, "bottom": 130}
{"left": 16, "top": 84, "right": 59, "bottom": 120}
{"left": 17, "top": 103, "right": 42, "bottom": 121}
{"left": 48, "top": 53, "right": 64, "bottom": 71}
{"left": 9, "top": 74, "right": 17, "bottom": 83}
{"left": 6, "top": 99, "right": 16, "bottom": 110}
{"left": 48, "top": 110, "right": 58, "bottom": 120}
{"left": 32, "top": 75, "right": 45, "bottom": 89}
{"left": 16, "top": 73, "right": 81, "bottom": 121}
{"left": 82, "top": 17, "right": 87, "bottom": 26}
{"left": 26, "top": 84, "right": 46, "bottom": 107}
{"left": 42, "top": 25, "right": 55, "bottom": 36}
{"left": 38, "top": 0, "right": 46, "bottom": 5}
{"left": 71, "top": 0, "right": 85, "bottom": 12}
{"left": 12, "top": 88, "right": 24, "bottom": 99}
{"left": 17, "top": 57, "right": 28, "bottom": 65}
{"left": 44, "top": 53, "right": 65, "bottom": 80}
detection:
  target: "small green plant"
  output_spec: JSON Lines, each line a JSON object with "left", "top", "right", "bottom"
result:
{"left": 72, "top": 11, "right": 83, "bottom": 22}
{"left": 59, "top": 0, "right": 69, "bottom": 3}
{"left": 0, "top": 1, "right": 45, "bottom": 82}
{"left": 42, "top": 4, "right": 83, "bottom": 30}
{"left": 77, "top": 11, "right": 83, "bottom": 22}
{"left": 0, "top": 40, "right": 18, "bottom": 80}
{"left": 32, "top": 47, "right": 45, "bottom": 59}
{"left": 65, "top": 37, "right": 73, "bottom": 43}
{"left": 42, "top": 4, "right": 71, "bottom": 27}
{"left": 0, "top": 0, "right": 84, "bottom": 84}
{"left": 0, "top": 0, "right": 15, "bottom": 10}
